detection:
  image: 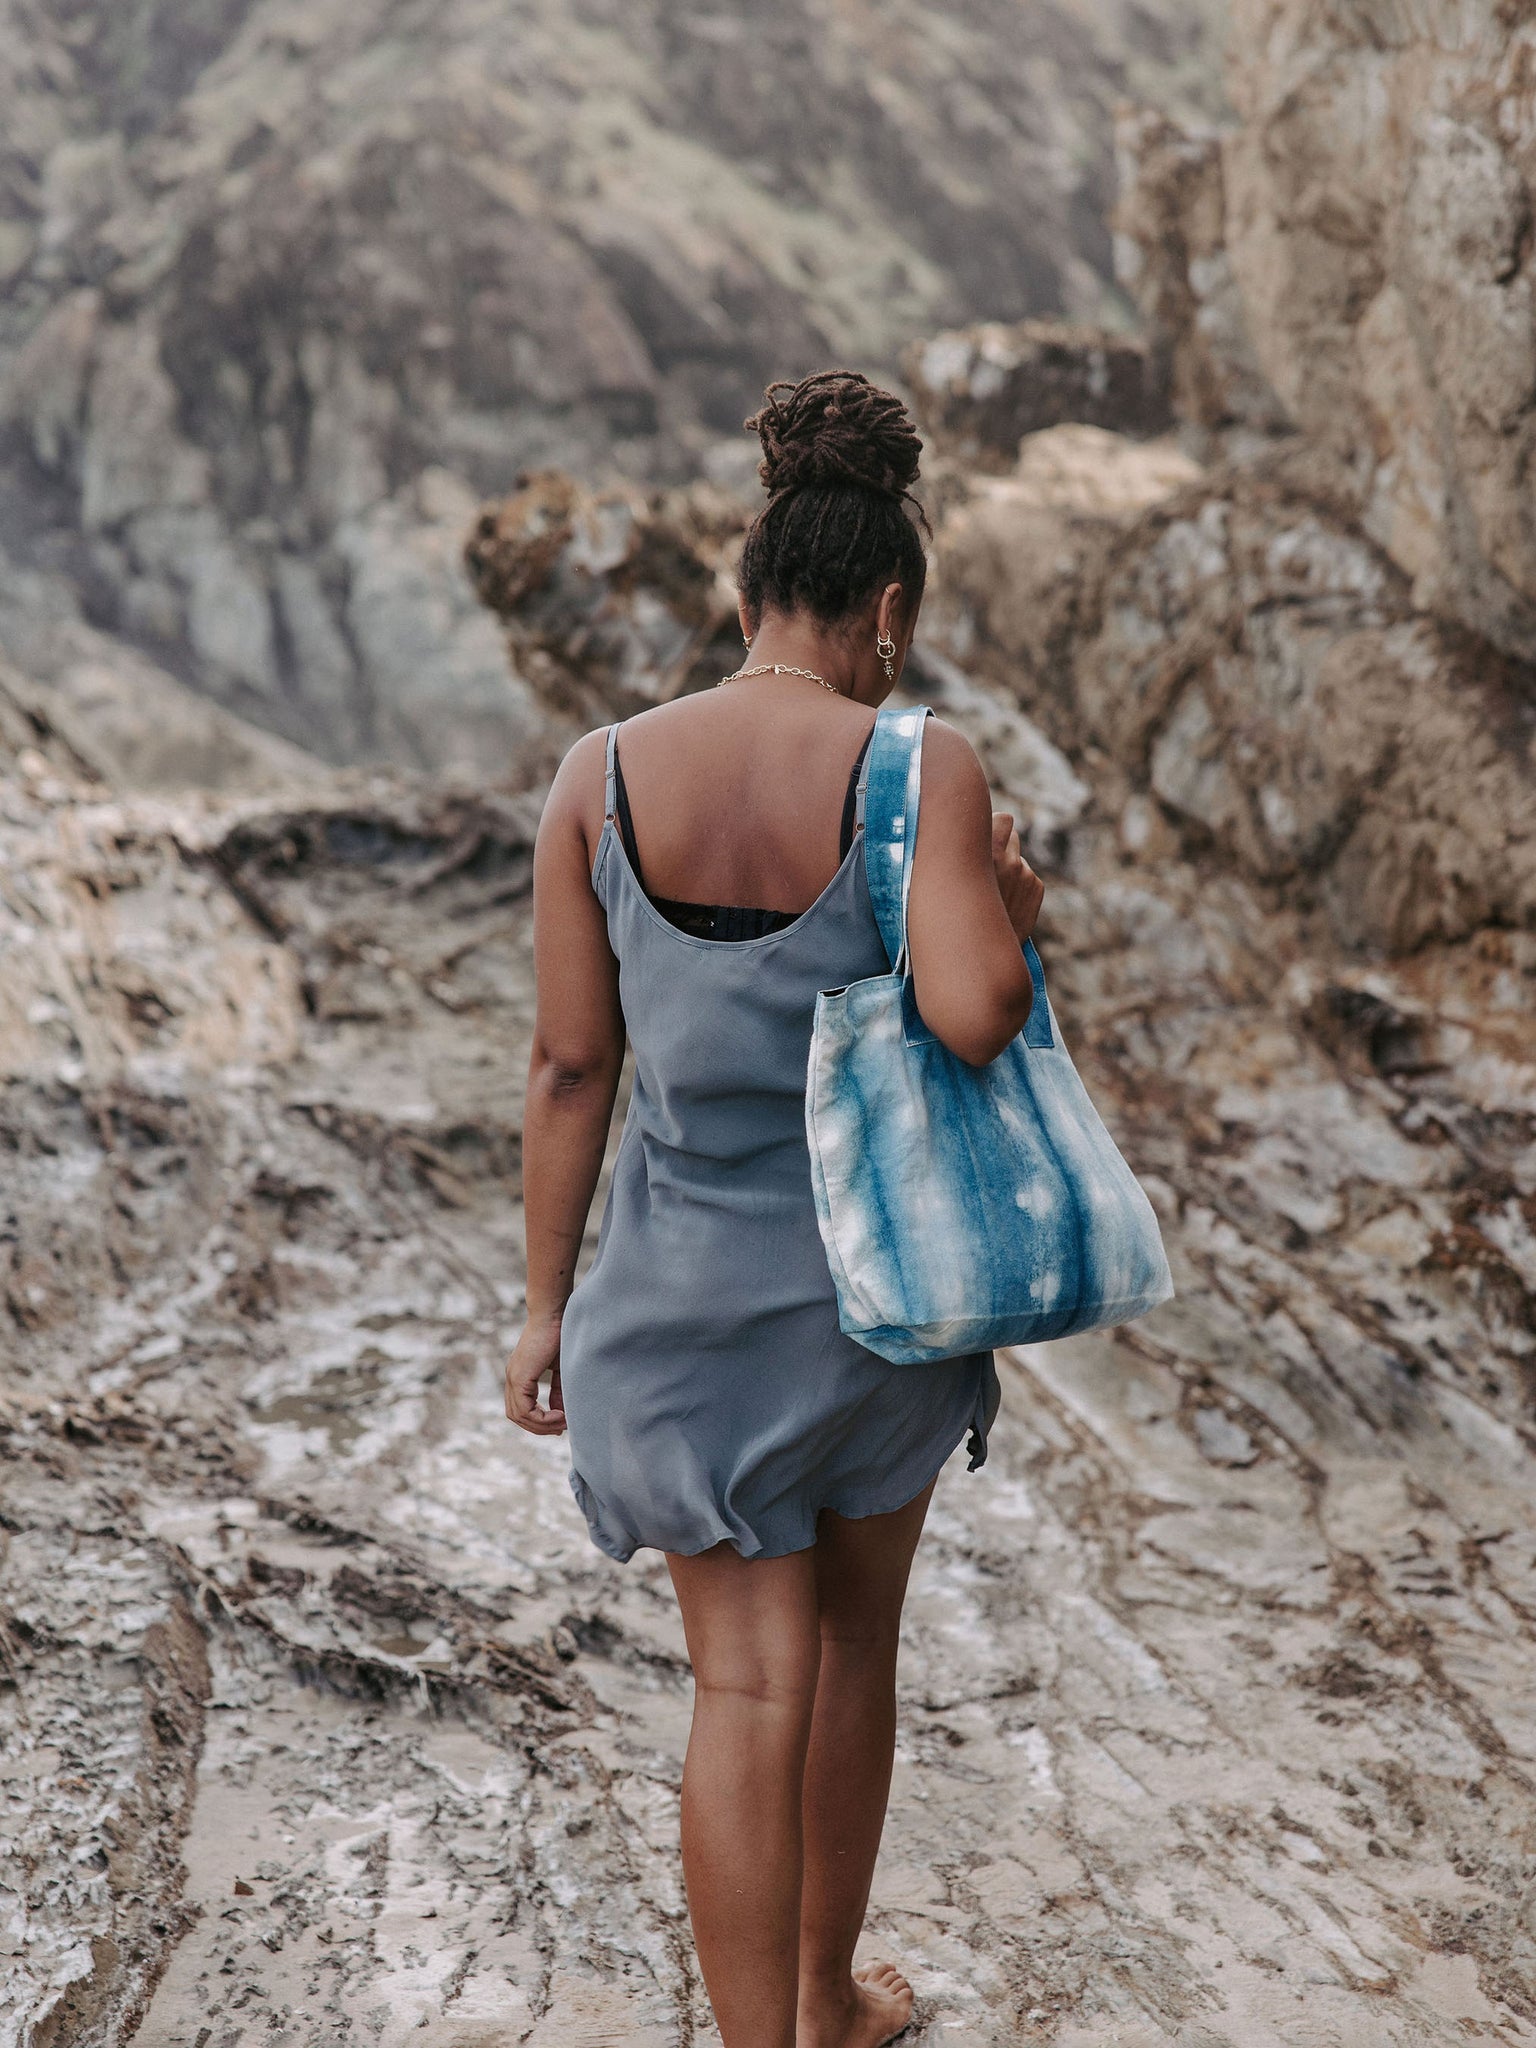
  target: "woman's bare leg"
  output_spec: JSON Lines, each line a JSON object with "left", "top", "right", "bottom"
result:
{"left": 796, "top": 1483, "right": 935, "bottom": 2048}
{"left": 666, "top": 1541, "right": 822, "bottom": 2048}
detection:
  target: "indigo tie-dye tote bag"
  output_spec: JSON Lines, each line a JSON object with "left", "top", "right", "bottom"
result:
{"left": 806, "top": 704, "right": 1173, "bottom": 1365}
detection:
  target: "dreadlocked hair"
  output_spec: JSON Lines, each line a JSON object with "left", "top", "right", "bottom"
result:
{"left": 738, "top": 370, "right": 930, "bottom": 629}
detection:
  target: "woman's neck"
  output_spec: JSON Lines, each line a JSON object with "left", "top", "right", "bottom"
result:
{"left": 742, "top": 619, "right": 856, "bottom": 696}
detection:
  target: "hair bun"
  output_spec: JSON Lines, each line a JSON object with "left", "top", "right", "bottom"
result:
{"left": 746, "top": 370, "right": 922, "bottom": 503}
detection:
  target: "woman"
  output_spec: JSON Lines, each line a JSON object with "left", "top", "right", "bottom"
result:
{"left": 506, "top": 369, "right": 1043, "bottom": 2048}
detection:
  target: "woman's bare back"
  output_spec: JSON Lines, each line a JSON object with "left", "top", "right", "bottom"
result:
{"left": 583, "top": 687, "right": 877, "bottom": 915}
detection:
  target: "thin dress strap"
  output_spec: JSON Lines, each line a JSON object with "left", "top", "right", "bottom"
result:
{"left": 604, "top": 723, "right": 619, "bottom": 822}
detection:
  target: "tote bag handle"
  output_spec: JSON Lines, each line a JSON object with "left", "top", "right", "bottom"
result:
{"left": 858, "top": 704, "right": 1053, "bottom": 1052}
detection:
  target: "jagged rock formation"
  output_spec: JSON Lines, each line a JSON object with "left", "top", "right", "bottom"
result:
{"left": 1110, "top": 108, "right": 1291, "bottom": 454}
{"left": 463, "top": 471, "right": 745, "bottom": 729}
{"left": 1115, "top": 3, "right": 1536, "bottom": 663}
{"left": 925, "top": 440, "right": 1536, "bottom": 956}
{"left": 0, "top": 0, "right": 1226, "bottom": 774}
{"left": 903, "top": 321, "right": 1173, "bottom": 465}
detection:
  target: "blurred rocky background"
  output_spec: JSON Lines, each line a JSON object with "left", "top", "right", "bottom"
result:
{"left": 5, "top": 1, "right": 1536, "bottom": 2045}
{"left": 0, "top": 0, "right": 1224, "bottom": 775}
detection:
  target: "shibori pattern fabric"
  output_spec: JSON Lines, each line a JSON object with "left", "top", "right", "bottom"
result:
{"left": 806, "top": 704, "right": 1174, "bottom": 1365}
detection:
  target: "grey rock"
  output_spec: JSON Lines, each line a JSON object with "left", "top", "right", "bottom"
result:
{"left": 81, "top": 322, "right": 211, "bottom": 532}
{"left": 2, "top": 645, "right": 324, "bottom": 797}
{"left": 337, "top": 476, "right": 551, "bottom": 775}
{"left": 0, "top": 0, "right": 1230, "bottom": 768}
{"left": 0, "top": 289, "right": 101, "bottom": 477}
{"left": 271, "top": 553, "right": 361, "bottom": 743}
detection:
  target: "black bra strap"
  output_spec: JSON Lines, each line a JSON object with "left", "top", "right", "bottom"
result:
{"left": 840, "top": 729, "right": 873, "bottom": 861}
{"left": 611, "top": 740, "right": 647, "bottom": 889}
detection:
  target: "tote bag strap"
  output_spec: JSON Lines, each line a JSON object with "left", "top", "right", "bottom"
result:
{"left": 859, "top": 701, "right": 1056, "bottom": 1048}
{"left": 859, "top": 704, "right": 929, "bottom": 972}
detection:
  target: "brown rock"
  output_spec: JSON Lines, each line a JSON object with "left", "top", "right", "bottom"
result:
{"left": 904, "top": 319, "right": 1172, "bottom": 465}
{"left": 939, "top": 437, "right": 1536, "bottom": 955}
{"left": 1112, "top": 107, "right": 1290, "bottom": 447}
{"left": 922, "top": 423, "right": 1204, "bottom": 746}
{"left": 1117, "top": 5, "right": 1536, "bottom": 662}
{"left": 465, "top": 472, "right": 744, "bottom": 724}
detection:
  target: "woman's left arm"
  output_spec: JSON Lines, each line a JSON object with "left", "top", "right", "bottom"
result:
{"left": 506, "top": 732, "right": 625, "bottom": 1436}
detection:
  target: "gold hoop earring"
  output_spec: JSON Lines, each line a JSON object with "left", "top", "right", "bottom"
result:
{"left": 876, "top": 630, "right": 896, "bottom": 682}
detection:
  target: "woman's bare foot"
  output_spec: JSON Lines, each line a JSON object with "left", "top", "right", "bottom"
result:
{"left": 798, "top": 1959, "right": 914, "bottom": 2048}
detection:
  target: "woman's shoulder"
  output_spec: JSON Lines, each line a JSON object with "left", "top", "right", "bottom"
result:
{"left": 548, "top": 724, "right": 611, "bottom": 800}
{"left": 550, "top": 702, "right": 687, "bottom": 798}
{"left": 915, "top": 713, "right": 989, "bottom": 804}
{"left": 539, "top": 725, "right": 613, "bottom": 862}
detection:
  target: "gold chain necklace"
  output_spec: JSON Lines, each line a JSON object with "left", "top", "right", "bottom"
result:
{"left": 718, "top": 662, "right": 838, "bottom": 695}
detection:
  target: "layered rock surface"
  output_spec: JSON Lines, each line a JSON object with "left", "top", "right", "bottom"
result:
{"left": 5, "top": 409, "right": 1536, "bottom": 2041}
{"left": 925, "top": 441, "right": 1536, "bottom": 956}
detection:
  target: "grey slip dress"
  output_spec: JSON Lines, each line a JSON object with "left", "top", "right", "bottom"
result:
{"left": 558, "top": 721, "right": 1001, "bottom": 1563}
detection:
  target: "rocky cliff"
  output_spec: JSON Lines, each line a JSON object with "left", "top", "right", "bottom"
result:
{"left": 5, "top": 1, "right": 1536, "bottom": 2045}
{"left": 1115, "top": 2, "right": 1536, "bottom": 664}
{"left": 0, "top": 0, "right": 1225, "bottom": 776}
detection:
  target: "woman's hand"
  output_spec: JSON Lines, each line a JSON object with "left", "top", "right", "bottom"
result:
{"left": 505, "top": 1312, "right": 567, "bottom": 1435}
{"left": 992, "top": 812, "right": 1045, "bottom": 943}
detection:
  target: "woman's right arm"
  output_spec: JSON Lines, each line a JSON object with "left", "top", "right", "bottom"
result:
{"left": 903, "top": 720, "right": 1044, "bottom": 1067}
